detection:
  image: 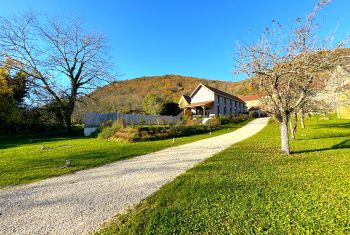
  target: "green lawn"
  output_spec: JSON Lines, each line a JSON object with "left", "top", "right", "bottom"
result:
{"left": 98, "top": 116, "right": 350, "bottom": 234}
{"left": 0, "top": 121, "right": 248, "bottom": 188}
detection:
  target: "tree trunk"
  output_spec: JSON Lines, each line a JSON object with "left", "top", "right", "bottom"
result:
{"left": 300, "top": 109, "right": 305, "bottom": 129}
{"left": 63, "top": 113, "right": 72, "bottom": 133}
{"left": 60, "top": 102, "right": 74, "bottom": 133}
{"left": 290, "top": 112, "right": 297, "bottom": 140}
{"left": 280, "top": 113, "right": 290, "bottom": 154}
{"left": 289, "top": 120, "right": 295, "bottom": 140}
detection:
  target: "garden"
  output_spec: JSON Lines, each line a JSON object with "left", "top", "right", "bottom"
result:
{"left": 96, "top": 114, "right": 250, "bottom": 142}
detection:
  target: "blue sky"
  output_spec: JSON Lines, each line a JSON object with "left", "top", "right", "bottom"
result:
{"left": 0, "top": 0, "right": 349, "bottom": 81}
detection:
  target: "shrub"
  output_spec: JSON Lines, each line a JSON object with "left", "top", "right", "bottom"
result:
{"left": 219, "top": 116, "right": 231, "bottom": 125}
{"left": 206, "top": 116, "right": 221, "bottom": 127}
{"left": 97, "top": 119, "right": 125, "bottom": 140}
{"left": 231, "top": 114, "right": 249, "bottom": 123}
{"left": 181, "top": 110, "right": 192, "bottom": 122}
{"left": 215, "top": 114, "right": 250, "bottom": 125}
{"left": 170, "top": 125, "right": 216, "bottom": 138}
{"left": 248, "top": 111, "right": 261, "bottom": 118}
{"left": 112, "top": 118, "right": 126, "bottom": 129}
{"left": 100, "top": 120, "right": 113, "bottom": 128}
{"left": 139, "top": 118, "right": 146, "bottom": 126}
{"left": 97, "top": 126, "right": 116, "bottom": 140}
{"left": 98, "top": 123, "right": 218, "bottom": 142}
{"left": 184, "top": 118, "right": 199, "bottom": 126}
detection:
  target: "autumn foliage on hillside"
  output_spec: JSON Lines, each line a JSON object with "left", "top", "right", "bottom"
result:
{"left": 73, "top": 75, "right": 253, "bottom": 122}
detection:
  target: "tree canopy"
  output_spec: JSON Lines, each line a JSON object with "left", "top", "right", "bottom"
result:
{"left": 142, "top": 94, "right": 164, "bottom": 115}
{"left": 0, "top": 13, "right": 114, "bottom": 131}
{"left": 233, "top": 0, "right": 347, "bottom": 154}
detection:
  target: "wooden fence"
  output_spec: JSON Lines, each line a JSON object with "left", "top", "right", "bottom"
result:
{"left": 85, "top": 112, "right": 180, "bottom": 128}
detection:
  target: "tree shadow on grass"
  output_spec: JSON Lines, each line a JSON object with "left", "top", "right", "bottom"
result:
{"left": 0, "top": 136, "right": 87, "bottom": 150}
{"left": 312, "top": 122, "right": 350, "bottom": 129}
{"left": 301, "top": 133, "right": 350, "bottom": 140}
{"left": 0, "top": 128, "right": 85, "bottom": 149}
{"left": 292, "top": 140, "right": 350, "bottom": 154}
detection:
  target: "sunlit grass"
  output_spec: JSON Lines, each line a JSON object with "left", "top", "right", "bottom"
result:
{"left": 98, "top": 116, "right": 350, "bottom": 234}
{"left": 0, "top": 121, "right": 247, "bottom": 188}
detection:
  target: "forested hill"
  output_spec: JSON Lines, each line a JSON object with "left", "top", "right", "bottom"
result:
{"left": 73, "top": 48, "right": 350, "bottom": 122}
{"left": 73, "top": 75, "right": 253, "bottom": 120}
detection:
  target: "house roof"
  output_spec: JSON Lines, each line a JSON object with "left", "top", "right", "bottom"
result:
{"left": 181, "top": 95, "right": 191, "bottom": 104}
{"left": 190, "top": 83, "right": 245, "bottom": 103}
{"left": 238, "top": 95, "right": 261, "bottom": 101}
{"left": 184, "top": 100, "right": 214, "bottom": 108}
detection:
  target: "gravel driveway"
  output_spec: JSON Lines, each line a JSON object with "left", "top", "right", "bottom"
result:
{"left": 0, "top": 117, "right": 269, "bottom": 235}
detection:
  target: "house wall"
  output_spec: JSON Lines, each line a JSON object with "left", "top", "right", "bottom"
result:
{"left": 178, "top": 96, "right": 189, "bottom": 108}
{"left": 189, "top": 85, "right": 247, "bottom": 117}
{"left": 207, "top": 105, "right": 216, "bottom": 115}
{"left": 315, "top": 65, "right": 350, "bottom": 119}
{"left": 191, "top": 86, "right": 215, "bottom": 103}
{"left": 339, "top": 106, "right": 350, "bottom": 119}
{"left": 214, "top": 94, "right": 246, "bottom": 116}
{"left": 339, "top": 92, "right": 350, "bottom": 119}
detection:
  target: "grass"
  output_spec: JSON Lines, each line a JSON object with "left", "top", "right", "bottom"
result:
{"left": 0, "top": 121, "right": 248, "bottom": 188}
{"left": 98, "top": 116, "right": 350, "bottom": 234}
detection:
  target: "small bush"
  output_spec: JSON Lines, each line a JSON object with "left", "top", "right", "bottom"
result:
{"left": 97, "top": 127, "right": 116, "bottom": 140}
{"left": 219, "top": 116, "right": 231, "bottom": 125}
{"left": 206, "top": 116, "right": 221, "bottom": 127}
{"left": 181, "top": 111, "right": 192, "bottom": 121}
{"left": 97, "top": 119, "right": 125, "bottom": 140}
{"left": 231, "top": 114, "right": 249, "bottom": 123}
{"left": 170, "top": 125, "right": 212, "bottom": 138}
{"left": 184, "top": 118, "right": 202, "bottom": 126}
{"left": 112, "top": 118, "right": 126, "bottom": 129}
{"left": 139, "top": 118, "right": 146, "bottom": 126}
{"left": 249, "top": 111, "right": 261, "bottom": 118}
{"left": 100, "top": 120, "right": 113, "bottom": 128}
{"left": 216, "top": 114, "right": 250, "bottom": 125}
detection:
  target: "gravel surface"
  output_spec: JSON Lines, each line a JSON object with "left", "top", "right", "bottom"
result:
{"left": 0, "top": 118, "right": 269, "bottom": 235}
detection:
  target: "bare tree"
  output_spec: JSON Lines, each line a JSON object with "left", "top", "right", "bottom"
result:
{"left": 233, "top": 0, "right": 346, "bottom": 154}
{"left": 0, "top": 13, "right": 114, "bottom": 131}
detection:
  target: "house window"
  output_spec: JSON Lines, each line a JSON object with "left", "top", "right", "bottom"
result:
{"left": 224, "top": 98, "right": 227, "bottom": 115}
{"left": 217, "top": 105, "right": 220, "bottom": 115}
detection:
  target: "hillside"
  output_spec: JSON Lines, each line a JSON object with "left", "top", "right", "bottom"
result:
{"left": 73, "top": 75, "right": 253, "bottom": 121}
{"left": 73, "top": 48, "right": 350, "bottom": 122}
